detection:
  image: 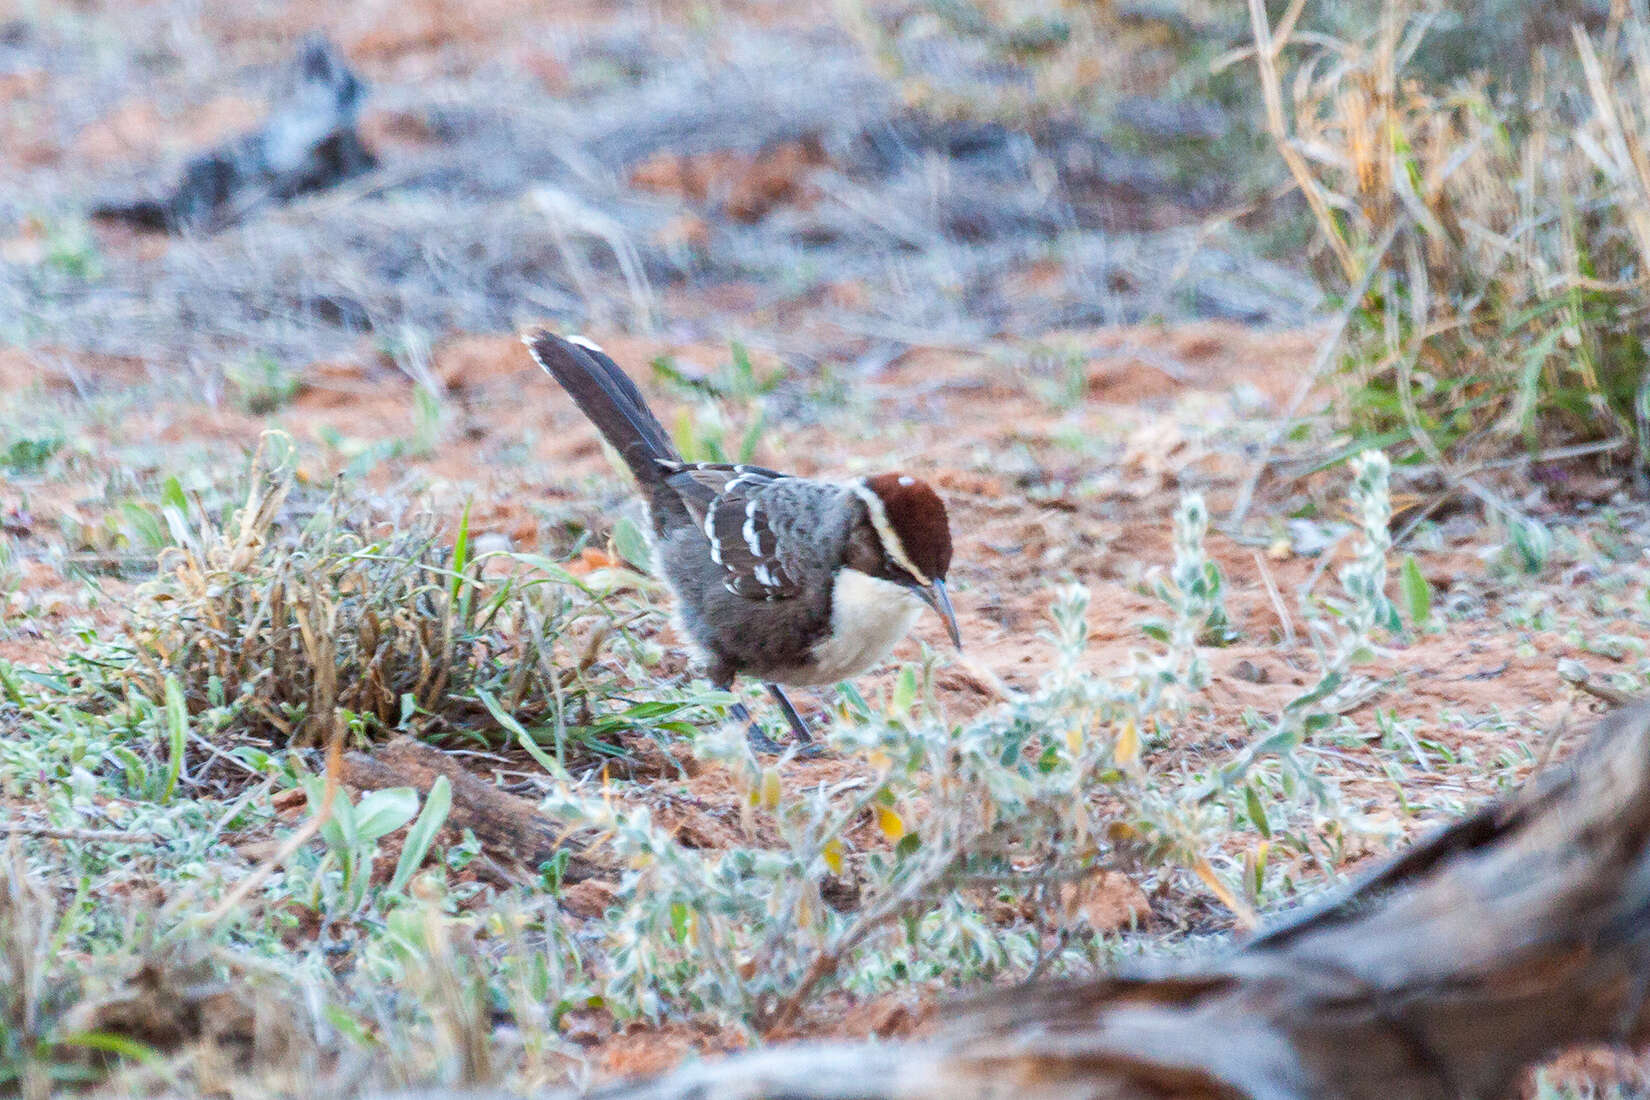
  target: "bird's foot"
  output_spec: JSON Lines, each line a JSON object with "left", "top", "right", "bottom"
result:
{"left": 729, "top": 695, "right": 824, "bottom": 757}
{"left": 744, "top": 723, "right": 791, "bottom": 756}
{"left": 765, "top": 683, "right": 825, "bottom": 758}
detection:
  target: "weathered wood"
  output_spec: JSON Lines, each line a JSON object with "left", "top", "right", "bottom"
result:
{"left": 341, "top": 737, "right": 614, "bottom": 884}
{"left": 526, "top": 702, "right": 1650, "bottom": 1100}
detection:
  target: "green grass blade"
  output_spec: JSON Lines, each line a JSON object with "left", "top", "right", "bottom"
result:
{"left": 1400, "top": 554, "right": 1432, "bottom": 629}
{"left": 476, "top": 685, "right": 569, "bottom": 779}
{"left": 450, "top": 501, "right": 474, "bottom": 629}
{"left": 162, "top": 675, "right": 188, "bottom": 802}
{"left": 389, "top": 774, "right": 453, "bottom": 895}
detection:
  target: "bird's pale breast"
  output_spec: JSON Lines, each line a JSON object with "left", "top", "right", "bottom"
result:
{"left": 788, "top": 568, "right": 923, "bottom": 685}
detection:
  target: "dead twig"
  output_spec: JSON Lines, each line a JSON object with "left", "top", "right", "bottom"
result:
{"left": 1250, "top": 549, "right": 1297, "bottom": 647}
{"left": 0, "top": 822, "right": 165, "bottom": 844}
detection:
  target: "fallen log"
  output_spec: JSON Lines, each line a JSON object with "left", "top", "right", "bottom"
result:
{"left": 341, "top": 736, "right": 615, "bottom": 885}
{"left": 92, "top": 36, "right": 375, "bottom": 233}
{"left": 553, "top": 701, "right": 1650, "bottom": 1100}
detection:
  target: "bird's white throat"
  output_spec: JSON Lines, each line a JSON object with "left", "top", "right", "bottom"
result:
{"left": 799, "top": 568, "right": 923, "bottom": 686}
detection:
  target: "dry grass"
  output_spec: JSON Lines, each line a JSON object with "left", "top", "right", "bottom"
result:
{"left": 1251, "top": 0, "right": 1650, "bottom": 471}
{"left": 85, "top": 433, "right": 644, "bottom": 757}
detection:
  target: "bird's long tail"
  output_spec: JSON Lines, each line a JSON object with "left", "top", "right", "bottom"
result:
{"left": 524, "top": 330, "right": 680, "bottom": 487}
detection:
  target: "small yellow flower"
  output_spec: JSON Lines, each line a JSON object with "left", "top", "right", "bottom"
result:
{"left": 875, "top": 805, "right": 905, "bottom": 841}
{"left": 1115, "top": 719, "right": 1140, "bottom": 768}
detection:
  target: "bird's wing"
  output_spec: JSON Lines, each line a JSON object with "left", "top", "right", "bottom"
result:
{"left": 659, "top": 462, "right": 805, "bottom": 600}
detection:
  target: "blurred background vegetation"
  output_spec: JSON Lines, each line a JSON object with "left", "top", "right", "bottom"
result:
{"left": 850, "top": 0, "right": 1649, "bottom": 477}
{"left": 7, "top": 0, "right": 1647, "bottom": 481}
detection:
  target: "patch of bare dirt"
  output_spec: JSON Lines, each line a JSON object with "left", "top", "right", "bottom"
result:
{"left": 629, "top": 137, "right": 829, "bottom": 223}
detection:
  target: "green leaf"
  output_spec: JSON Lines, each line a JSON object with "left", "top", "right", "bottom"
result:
{"left": 313, "top": 775, "right": 358, "bottom": 853}
{"left": 161, "top": 675, "right": 188, "bottom": 802}
{"left": 59, "top": 1030, "right": 163, "bottom": 1066}
{"left": 160, "top": 475, "right": 188, "bottom": 515}
{"left": 1510, "top": 516, "right": 1552, "bottom": 574}
{"left": 1284, "top": 669, "right": 1343, "bottom": 713}
{"left": 0, "top": 661, "right": 25, "bottom": 706}
{"left": 121, "top": 501, "right": 167, "bottom": 550}
{"left": 891, "top": 666, "right": 917, "bottom": 717}
{"left": 1399, "top": 554, "right": 1431, "bottom": 629}
{"left": 649, "top": 354, "right": 694, "bottom": 392}
{"left": 610, "top": 516, "right": 654, "bottom": 575}
{"left": 1, "top": 435, "right": 63, "bottom": 474}
{"left": 730, "top": 341, "right": 754, "bottom": 392}
{"left": 108, "top": 745, "right": 147, "bottom": 791}
{"left": 507, "top": 553, "right": 593, "bottom": 590}
{"left": 737, "top": 408, "right": 768, "bottom": 464}
{"left": 450, "top": 501, "right": 473, "bottom": 627}
{"left": 837, "top": 682, "right": 871, "bottom": 720}
{"left": 617, "top": 700, "right": 697, "bottom": 721}
{"left": 389, "top": 776, "right": 452, "bottom": 895}
{"left": 356, "top": 788, "right": 419, "bottom": 844}
{"left": 1244, "top": 785, "right": 1272, "bottom": 838}
{"left": 669, "top": 901, "right": 692, "bottom": 942}
{"left": 537, "top": 849, "right": 572, "bottom": 895}
{"left": 477, "top": 685, "right": 569, "bottom": 778}
{"left": 1035, "top": 741, "right": 1061, "bottom": 773}
{"left": 323, "top": 1006, "right": 376, "bottom": 1048}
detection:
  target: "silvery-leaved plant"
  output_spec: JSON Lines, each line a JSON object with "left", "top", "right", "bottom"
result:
{"left": 1206, "top": 450, "right": 1400, "bottom": 806}
{"left": 523, "top": 453, "right": 1412, "bottom": 1024}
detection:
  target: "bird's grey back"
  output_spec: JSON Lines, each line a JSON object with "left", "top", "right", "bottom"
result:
{"left": 654, "top": 478, "right": 859, "bottom": 683}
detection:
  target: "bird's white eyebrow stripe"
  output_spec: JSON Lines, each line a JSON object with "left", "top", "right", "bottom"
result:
{"left": 850, "top": 480, "right": 929, "bottom": 585}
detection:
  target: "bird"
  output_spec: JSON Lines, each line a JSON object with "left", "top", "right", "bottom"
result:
{"left": 524, "top": 330, "right": 961, "bottom": 750}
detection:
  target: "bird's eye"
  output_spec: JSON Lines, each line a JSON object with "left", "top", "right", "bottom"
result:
{"left": 886, "top": 560, "right": 920, "bottom": 586}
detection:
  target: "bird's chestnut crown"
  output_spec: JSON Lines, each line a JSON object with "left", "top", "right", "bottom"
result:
{"left": 858, "top": 473, "right": 952, "bottom": 585}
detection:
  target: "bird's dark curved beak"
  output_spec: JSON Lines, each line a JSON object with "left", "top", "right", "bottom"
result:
{"left": 919, "top": 579, "right": 962, "bottom": 651}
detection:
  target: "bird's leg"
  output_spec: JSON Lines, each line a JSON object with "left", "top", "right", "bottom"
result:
{"left": 728, "top": 699, "right": 788, "bottom": 755}
{"left": 765, "top": 683, "right": 813, "bottom": 745}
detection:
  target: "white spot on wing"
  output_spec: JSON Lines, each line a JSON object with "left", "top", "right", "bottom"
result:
{"left": 743, "top": 499, "right": 763, "bottom": 554}
{"left": 703, "top": 499, "right": 724, "bottom": 564}
{"left": 567, "top": 334, "right": 605, "bottom": 353}
{"left": 898, "top": 475, "right": 915, "bottom": 486}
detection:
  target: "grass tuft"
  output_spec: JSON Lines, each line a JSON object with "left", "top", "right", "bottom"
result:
{"left": 1252, "top": 0, "right": 1650, "bottom": 471}
{"left": 74, "top": 433, "right": 657, "bottom": 759}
